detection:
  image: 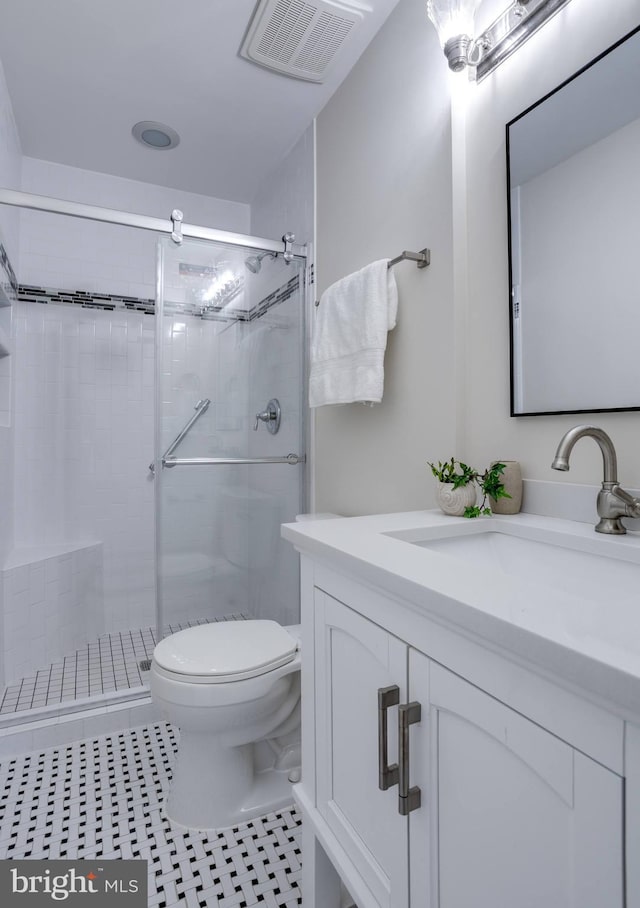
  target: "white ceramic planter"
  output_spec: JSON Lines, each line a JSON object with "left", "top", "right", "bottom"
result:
{"left": 435, "top": 481, "right": 477, "bottom": 516}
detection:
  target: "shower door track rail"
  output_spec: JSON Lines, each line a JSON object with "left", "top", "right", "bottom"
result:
{"left": 164, "top": 454, "right": 306, "bottom": 467}
{"left": 0, "top": 189, "right": 308, "bottom": 257}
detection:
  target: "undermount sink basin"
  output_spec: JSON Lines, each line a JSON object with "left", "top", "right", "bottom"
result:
{"left": 283, "top": 510, "right": 640, "bottom": 697}
{"left": 386, "top": 521, "right": 640, "bottom": 605}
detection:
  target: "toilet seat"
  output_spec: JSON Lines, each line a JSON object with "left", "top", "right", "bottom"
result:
{"left": 152, "top": 620, "right": 299, "bottom": 684}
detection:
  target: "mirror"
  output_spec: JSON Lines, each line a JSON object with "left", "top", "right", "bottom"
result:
{"left": 507, "top": 25, "right": 640, "bottom": 416}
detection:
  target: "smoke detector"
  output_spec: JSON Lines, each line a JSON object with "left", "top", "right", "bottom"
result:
{"left": 240, "top": 0, "right": 371, "bottom": 83}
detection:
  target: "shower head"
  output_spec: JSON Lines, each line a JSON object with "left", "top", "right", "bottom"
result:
{"left": 244, "top": 251, "right": 277, "bottom": 274}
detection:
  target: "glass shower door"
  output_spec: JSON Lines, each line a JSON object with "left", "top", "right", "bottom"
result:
{"left": 154, "top": 235, "right": 306, "bottom": 637}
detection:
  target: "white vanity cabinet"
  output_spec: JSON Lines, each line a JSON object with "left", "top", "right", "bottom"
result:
{"left": 303, "top": 576, "right": 625, "bottom": 908}
{"left": 314, "top": 591, "right": 409, "bottom": 906}
{"left": 412, "top": 651, "right": 623, "bottom": 908}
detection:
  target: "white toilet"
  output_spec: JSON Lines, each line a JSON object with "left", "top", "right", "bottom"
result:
{"left": 150, "top": 619, "right": 301, "bottom": 831}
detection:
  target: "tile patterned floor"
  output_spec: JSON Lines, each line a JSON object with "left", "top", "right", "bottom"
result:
{"left": 0, "top": 615, "right": 249, "bottom": 715}
{"left": 0, "top": 721, "right": 302, "bottom": 906}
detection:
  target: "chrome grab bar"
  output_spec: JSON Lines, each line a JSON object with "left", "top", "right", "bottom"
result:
{"left": 163, "top": 453, "right": 306, "bottom": 467}
{"left": 149, "top": 399, "right": 210, "bottom": 473}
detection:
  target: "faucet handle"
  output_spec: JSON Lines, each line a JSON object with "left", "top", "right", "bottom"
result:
{"left": 611, "top": 484, "right": 640, "bottom": 517}
{"left": 596, "top": 483, "right": 640, "bottom": 534}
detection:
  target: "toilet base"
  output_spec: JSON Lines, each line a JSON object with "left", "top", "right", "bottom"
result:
{"left": 163, "top": 732, "right": 300, "bottom": 832}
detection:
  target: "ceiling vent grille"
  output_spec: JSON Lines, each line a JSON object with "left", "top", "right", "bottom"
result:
{"left": 240, "top": 0, "right": 370, "bottom": 83}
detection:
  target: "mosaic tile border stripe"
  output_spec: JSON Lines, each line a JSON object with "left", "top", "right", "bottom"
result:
{"left": 18, "top": 285, "right": 155, "bottom": 314}
{"left": 249, "top": 274, "right": 299, "bottom": 322}
{"left": 17, "top": 273, "right": 300, "bottom": 323}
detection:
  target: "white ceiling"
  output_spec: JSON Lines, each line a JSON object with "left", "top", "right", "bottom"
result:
{"left": 0, "top": 0, "right": 400, "bottom": 204}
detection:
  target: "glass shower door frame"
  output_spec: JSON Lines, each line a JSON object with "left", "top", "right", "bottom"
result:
{"left": 153, "top": 233, "right": 308, "bottom": 641}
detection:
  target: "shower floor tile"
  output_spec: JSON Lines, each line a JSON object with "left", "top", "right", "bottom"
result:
{"left": 0, "top": 615, "right": 249, "bottom": 715}
{"left": 0, "top": 721, "right": 302, "bottom": 906}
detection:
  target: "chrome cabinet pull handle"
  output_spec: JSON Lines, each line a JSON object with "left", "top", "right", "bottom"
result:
{"left": 398, "top": 701, "right": 422, "bottom": 815}
{"left": 377, "top": 685, "right": 400, "bottom": 791}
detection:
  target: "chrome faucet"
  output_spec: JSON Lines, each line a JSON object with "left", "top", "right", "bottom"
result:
{"left": 551, "top": 425, "right": 640, "bottom": 534}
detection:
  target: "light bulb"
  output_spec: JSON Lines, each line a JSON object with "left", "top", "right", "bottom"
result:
{"left": 426, "top": 0, "right": 483, "bottom": 71}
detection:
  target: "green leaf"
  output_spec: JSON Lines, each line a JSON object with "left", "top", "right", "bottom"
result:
{"left": 478, "top": 463, "right": 511, "bottom": 501}
{"left": 428, "top": 457, "right": 476, "bottom": 487}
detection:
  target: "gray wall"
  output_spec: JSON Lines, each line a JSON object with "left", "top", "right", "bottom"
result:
{"left": 314, "top": 0, "right": 456, "bottom": 516}
{"left": 314, "top": 0, "right": 640, "bottom": 516}
{"left": 461, "top": 0, "right": 640, "bottom": 487}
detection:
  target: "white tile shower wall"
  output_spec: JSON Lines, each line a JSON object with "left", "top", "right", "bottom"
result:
{"left": 0, "top": 56, "right": 21, "bottom": 270}
{"left": 247, "top": 290, "right": 304, "bottom": 627}
{"left": 250, "top": 125, "right": 315, "bottom": 246}
{"left": 250, "top": 127, "right": 313, "bottom": 628}
{"left": 12, "top": 265, "right": 294, "bottom": 640}
{"left": 0, "top": 344, "right": 11, "bottom": 428}
{"left": 13, "top": 301, "right": 155, "bottom": 634}
{"left": 0, "top": 581, "right": 3, "bottom": 690}
{"left": 19, "top": 157, "right": 250, "bottom": 300}
{"left": 8, "top": 157, "right": 251, "bottom": 646}
{"left": 159, "top": 314, "right": 250, "bottom": 624}
{"left": 0, "top": 53, "right": 21, "bottom": 567}
{"left": 158, "top": 259, "right": 304, "bottom": 628}
{"left": 2, "top": 543, "right": 102, "bottom": 683}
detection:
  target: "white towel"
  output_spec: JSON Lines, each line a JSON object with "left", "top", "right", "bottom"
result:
{"left": 309, "top": 260, "right": 398, "bottom": 407}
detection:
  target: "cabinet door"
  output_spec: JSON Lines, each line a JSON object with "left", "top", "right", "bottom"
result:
{"left": 410, "top": 652, "right": 624, "bottom": 908}
{"left": 625, "top": 722, "right": 640, "bottom": 908}
{"left": 315, "top": 589, "right": 409, "bottom": 908}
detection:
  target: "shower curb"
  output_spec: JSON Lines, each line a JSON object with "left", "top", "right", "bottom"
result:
{"left": 0, "top": 689, "right": 160, "bottom": 761}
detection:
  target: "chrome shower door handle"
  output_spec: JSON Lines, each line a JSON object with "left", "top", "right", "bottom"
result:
{"left": 377, "top": 685, "right": 400, "bottom": 791}
{"left": 148, "top": 398, "right": 211, "bottom": 473}
{"left": 398, "top": 701, "right": 421, "bottom": 815}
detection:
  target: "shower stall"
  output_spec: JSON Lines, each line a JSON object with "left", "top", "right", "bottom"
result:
{"left": 0, "top": 191, "right": 308, "bottom": 721}
{"left": 155, "top": 234, "right": 307, "bottom": 634}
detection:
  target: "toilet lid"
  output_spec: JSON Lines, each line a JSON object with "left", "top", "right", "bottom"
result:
{"left": 152, "top": 620, "right": 299, "bottom": 682}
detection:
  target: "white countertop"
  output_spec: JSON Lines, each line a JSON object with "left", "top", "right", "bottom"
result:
{"left": 282, "top": 510, "right": 640, "bottom": 720}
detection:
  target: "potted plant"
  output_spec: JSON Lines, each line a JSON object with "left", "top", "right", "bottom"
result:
{"left": 428, "top": 458, "right": 510, "bottom": 518}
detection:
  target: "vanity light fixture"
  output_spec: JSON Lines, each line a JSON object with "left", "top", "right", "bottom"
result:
{"left": 426, "top": 0, "right": 483, "bottom": 72}
{"left": 426, "top": 0, "right": 573, "bottom": 80}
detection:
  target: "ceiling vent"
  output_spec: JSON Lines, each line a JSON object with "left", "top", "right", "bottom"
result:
{"left": 240, "top": 0, "right": 371, "bottom": 83}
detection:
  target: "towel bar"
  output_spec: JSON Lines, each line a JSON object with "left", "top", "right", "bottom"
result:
{"left": 387, "top": 248, "right": 430, "bottom": 269}
{"left": 314, "top": 249, "right": 430, "bottom": 305}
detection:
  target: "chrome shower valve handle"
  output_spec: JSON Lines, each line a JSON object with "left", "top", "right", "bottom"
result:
{"left": 253, "top": 399, "right": 281, "bottom": 434}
